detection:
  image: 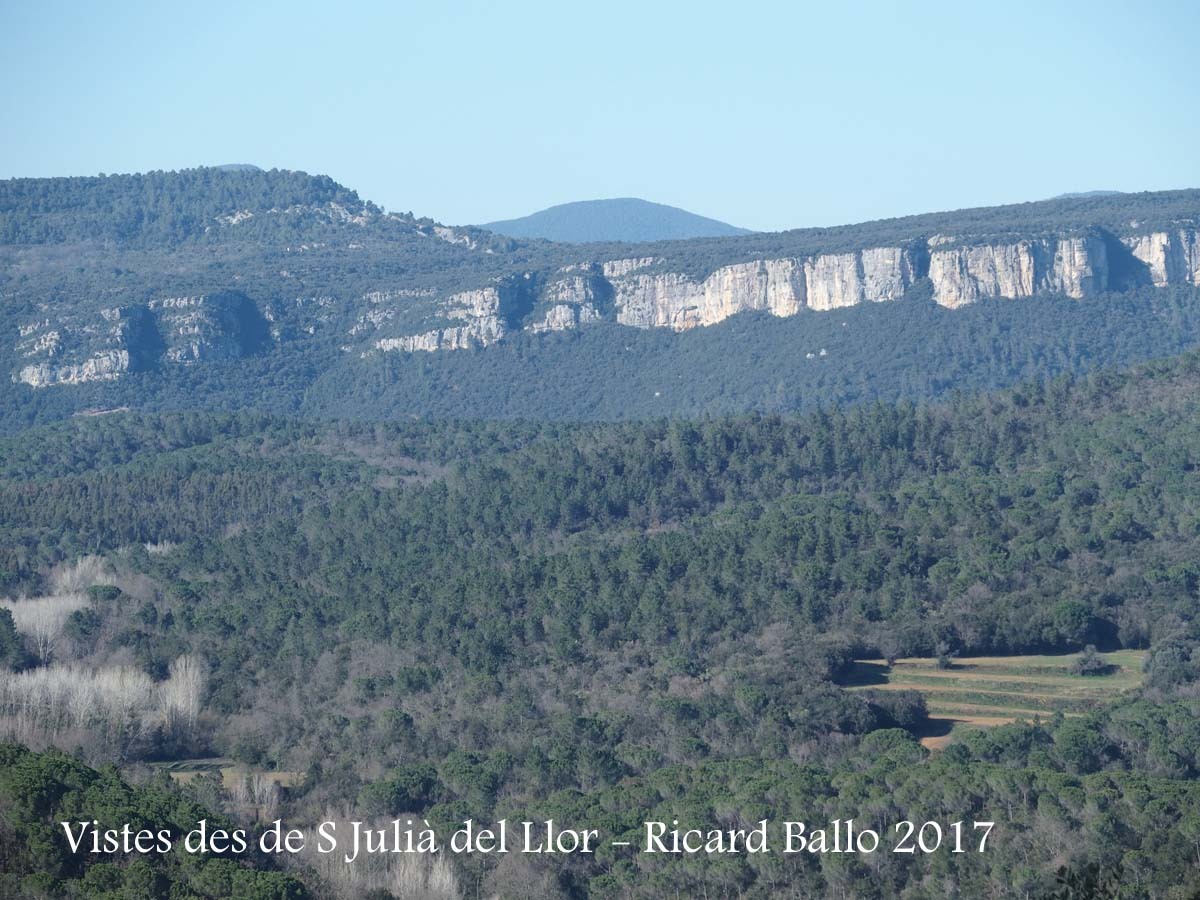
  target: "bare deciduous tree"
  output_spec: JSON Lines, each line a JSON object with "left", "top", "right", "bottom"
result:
{"left": 49, "top": 555, "right": 115, "bottom": 593}
{"left": 0, "top": 664, "right": 155, "bottom": 757}
{"left": 228, "top": 771, "right": 282, "bottom": 822}
{"left": 0, "top": 594, "right": 88, "bottom": 663}
{"left": 160, "top": 654, "right": 208, "bottom": 744}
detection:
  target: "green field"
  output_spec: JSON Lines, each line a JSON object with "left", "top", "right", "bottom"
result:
{"left": 846, "top": 650, "right": 1147, "bottom": 748}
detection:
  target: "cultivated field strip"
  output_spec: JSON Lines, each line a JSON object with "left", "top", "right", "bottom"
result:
{"left": 846, "top": 650, "right": 1147, "bottom": 747}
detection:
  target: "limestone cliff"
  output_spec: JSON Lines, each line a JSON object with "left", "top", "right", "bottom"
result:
{"left": 607, "top": 249, "right": 916, "bottom": 330}
{"left": 611, "top": 258, "right": 803, "bottom": 329}
{"left": 1123, "top": 230, "right": 1200, "bottom": 287}
{"left": 16, "top": 305, "right": 151, "bottom": 388}
{"left": 371, "top": 281, "right": 529, "bottom": 354}
{"left": 527, "top": 273, "right": 607, "bottom": 333}
{"left": 365, "top": 226, "right": 1199, "bottom": 354}
{"left": 15, "top": 292, "right": 267, "bottom": 387}
{"left": 149, "top": 293, "right": 268, "bottom": 363}
{"left": 13, "top": 214, "right": 1200, "bottom": 378}
{"left": 927, "top": 234, "right": 1108, "bottom": 308}
{"left": 19, "top": 349, "right": 132, "bottom": 388}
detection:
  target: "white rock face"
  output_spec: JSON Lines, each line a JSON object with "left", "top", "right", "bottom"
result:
{"left": 804, "top": 254, "right": 861, "bottom": 311}
{"left": 928, "top": 243, "right": 1037, "bottom": 308}
{"left": 700, "top": 258, "right": 808, "bottom": 322}
{"left": 544, "top": 275, "right": 599, "bottom": 305}
{"left": 148, "top": 295, "right": 252, "bottom": 363}
{"left": 928, "top": 235, "right": 1108, "bottom": 308}
{"left": 1185, "top": 231, "right": 1200, "bottom": 283}
{"left": 861, "top": 246, "right": 917, "bottom": 302}
{"left": 13, "top": 293, "right": 270, "bottom": 387}
{"left": 609, "top": 250, "right": 914, "bottom": 329}
{"left": 527, "top": 276, "right": 605, "bottom": 333}
{"left": 18, "top": 225, "right": 1200, "bottom": 376}
{"left": 1054, "top": 235, "right": 1108, "bottom": 299}
{"left": 613, "top": 258, "right": 809, "bottom": 330}
{"left": 373, "top": 286, "right": 513, "bottom": 353}
{"left": 612, "top": 272, "right": 695, "bottom": 330}
{"left": 14, "top": 305, "right": 145, "bottom": 387}
{"left": 432, "top": 225, "right": 478, "bottom": 248}
{"left": 443, "top": 287, "right": 504, "bottom": 323}
{"left": 1123, "top": 229, "right": 1200, "bottom": 286}
{"left": 376, "top": 333, "right": 438, "bottom": 353}
{"left": 601, "top": 257, "right": 660, "bottom": 278}
{"left": 18, "top": 350, "right": 130, "bottom": 387}
{"left": 376, "top": 318, "right": 503, "bottom": 353}
{"left": 528, "top": 303, "right": 602, "bottom": 333}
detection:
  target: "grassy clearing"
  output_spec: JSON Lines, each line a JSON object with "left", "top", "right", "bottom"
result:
{"left": 845, "top": 649, "right": 1147, "bottom": 749}
{"left": 155, "top": 757, "right": 306, "bottom": 789}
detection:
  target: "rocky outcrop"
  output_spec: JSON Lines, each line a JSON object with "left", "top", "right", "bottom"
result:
{"left": 375, "top": 317, "right": 502, "bottom": 353}
{"left": 149, "top": 294, "right": 267, "bottom": 363}
{"left": 18, "top": 350, "right": 130, "bottom": 388}
{"left": 927, "top": 234, "right": 1108, "bottom": 308}
{"left": 611, "top": 259, "right": 802, "bottom": 330}
{"left": 802, "top": 254, "right": 858, "bottom": 311}
{"left": 527, "top": 274, "right": 606, "bottom": 333}
{"left": 928, "top": 243, "right": 1036, "bottom": 308}
{"left": 14, "top": 293, "right": 268, "bottom": 387}
{"left": 614, "top": 260, "right": 792, "bottom": 331}
{"left": 371, "top": 282, "right": 528, "bottom": 353}
{"left": 14, "top": 305, "right": 156, "bottom": 387}
{"left": 1053, "top": 236, "right": 1108, "bottom": 299}
{"left": 601, "top": 257, "right": 660, "bottom": 279}
{"left": 599, "top": 230, "right": 1129, "bottom": 323}
{"left": 528, "top": 303, "right": 603, "bottom": 333}
{"left": 861, "top": 247, "right": 917, "bottom": 303}
{"left": 1123, "top": 230, "right": 1200, "bottom": 287}
{"left": 609, "top": 250, "right": 918, "bottom": 329}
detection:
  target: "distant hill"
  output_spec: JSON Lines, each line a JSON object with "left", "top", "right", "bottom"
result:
{"left": 1050, "top": 190, "right": 1124, "bottom": 199}
{"left": 480, "top": 197, "right": 752, "bottom": 243}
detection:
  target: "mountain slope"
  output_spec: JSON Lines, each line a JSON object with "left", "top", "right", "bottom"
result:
{"left": 7, "top": 350, "right": 1200, "bottom": 895}
{"left": 4, "top": 168, "right": 1200, "bottom": 430}
{"left": 479, "top": 197, "right": 751, "bottom": 242}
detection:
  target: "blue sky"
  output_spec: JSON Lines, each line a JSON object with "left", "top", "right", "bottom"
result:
{"left": 2, "top": 0, "right": 1197, "bottom": 231}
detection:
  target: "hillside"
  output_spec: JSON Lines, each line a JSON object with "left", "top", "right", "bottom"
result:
{"left": 3, "top": 168, "right": 1200, "bottom": 430}
{"left": 479, "top": 197, "right": 751, "bottom": 242}
{"left": 6, "top": 351, "right": 1200, "bottom": 895}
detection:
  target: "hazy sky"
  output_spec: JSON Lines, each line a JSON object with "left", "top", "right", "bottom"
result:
{"left": 2, "top": 0, "right": 1197, "bottom": 231}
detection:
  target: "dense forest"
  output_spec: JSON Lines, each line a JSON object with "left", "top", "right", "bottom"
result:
{"left": 5, "top": 167, "right": 1200, "bottom": 896}
{"left": 0, "top": 744, "right": 308, "bottom": 899}
{"left": 4, "top": 352, "right": 1200, "bottom": 896}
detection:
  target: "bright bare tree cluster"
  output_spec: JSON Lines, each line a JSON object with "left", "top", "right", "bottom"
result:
{"left": 0, "top": 594, "right": 88, "bottom": 663}
{"left": 161, "top": 654, "right": 207, "bottom": 743}
{"left": 0, "top": 655, "right": 208, "bottom": 757}
{"left": 49, "top": 554, "right": 115, "bottom": 593}
{"left": 0, "top": 664, "right": 154, "bottom": 753}
{"left": 228, "top": 771, "right": 282, "bottom": 822}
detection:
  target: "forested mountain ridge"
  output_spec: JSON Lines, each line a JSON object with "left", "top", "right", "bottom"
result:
{"left": 5, "top": 351, "right": 1200, "bottom": 895}
{"left": 3, "top": 167, "right": 1200, "bottom": 426}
